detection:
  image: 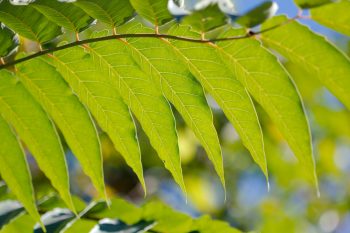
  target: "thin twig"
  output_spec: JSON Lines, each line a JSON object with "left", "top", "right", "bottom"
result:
{"left": 0, "top": 16, "right": 299, "bottom": 70}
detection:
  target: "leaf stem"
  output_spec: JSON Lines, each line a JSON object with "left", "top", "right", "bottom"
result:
{"left": 0, "top": 16, "right": 299, "bottom": 70}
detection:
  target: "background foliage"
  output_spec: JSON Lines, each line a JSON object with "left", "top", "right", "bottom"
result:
{"left": 0, "top": 0, "right": 349, "bottom": 232}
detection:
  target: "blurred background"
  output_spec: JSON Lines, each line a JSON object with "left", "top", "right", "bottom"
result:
{"left": 13, "top": 0, "right": 350, "bottom": 232}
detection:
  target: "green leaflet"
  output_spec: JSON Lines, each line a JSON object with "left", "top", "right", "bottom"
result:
{"left": 216, "top": 27, "right": 317, "bottom": 188}
{"left": 74, "top": 0, "right": 135, "bottom": 28}
{"left": 142, "top": 201, "right": 193, "bottom": 233}
{"left": 236, "top": 1, "right": 278, "bottom": 28}
{"left": 182, "top": 4, "right": 227, "bottom": 33}
{"left": 86, "top": 198, "right": 142, "bottom": 224}
{"left": 51, "top": 46, "right": 145, "bottom": 193}
{"left": 164, "top": 25, "right": 268, "bottom": 179}
{"left": 118, "top": 22, "right": 225, "bottom": 191}
{"left": 0, "top": 196, "right": 243, "bottom": 233}
{"left": 86, "top": 33, "right": 186, "bottom": 194}
{"left": 129, "top": 0, "right": 173, "bottom": 26}
{"left": 261, "top": 16, "right": 350, "bottom": 110}
{"left": 0, "top": 1, "right": 61, "bottom": 43}
{"left": 0, "top": 211, "right": 35, "bottom": 233}
{"left": 141, "top": 201, "right": 243, "bottom": 233}
{"left": 0, "top": 70, "right": 74, "bottom": 212}
{"left": 0, "top": 25, "right": 17, "bottom": 57}
{"left": 192, "top": 215, "right": 241, "bottom": 233}
{"left": 0, "top": 117, "right": 40, "bottom": 225}
{"left": 30, "top": 0, "right": 93, "bottom": 33}
{"left": 64, "top": 219, "right": 96, "bottom": 233}
{"left": 15, "top": 57, "right": 105, "bottom": 202}
{"left": 311, "top": 0, "right": 350, "bottom": 36}
{"left": 294, "top": 0, "right": 334, "bottom": 8}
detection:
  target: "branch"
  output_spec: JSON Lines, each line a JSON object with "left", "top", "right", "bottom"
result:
{"left": 0, "top": 16, "right": 298, "bottom": 70}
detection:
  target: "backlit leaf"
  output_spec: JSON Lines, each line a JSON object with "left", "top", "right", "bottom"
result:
{"left": 16, "top": 57, "right": 104, "bottom": 202}
{"left": 262, "top": 15, "right": 350, "bottom": 110}
{"left": 51, "top": 46, "right": 145, "bottom": 192}
{"left": 216, "top": 27, "right": 317, "bottom": 188}
{"left": 0, "top": 117, "right": 40, "bottom": 226}
{"left": 74, "top": 0, "right": 134, "bottom": 28}
{"left": 0, "top": 25, "right": 17, "bottom": 57}
{"left": 0, "top": 70, "right": 74, "bottom": 211}
{"left": 164, "top": 25, "right": 268, "bottom": 179}
{"left": 294, "top": 0, "right": 335, "bottom": 8}
{"left": 182, "top": 4, "right": 227, "bottom": 33}
{"left": 129, "top": 0, "right": 173, "bottom": 26}
{"left": 30, "top": 0, "right": 93, "bottom": 33}
{"left": 0, "top": 1, "right": 61, "bottom": 43}
{"left": 236, "top": 1, "right": 278, "bottom": 28}
{"left": 87, "top": 33, "right": 186, "bottom": 194}
{"left": 118, "top": 21, "right": 225, "bottom": 191}
{"left": 311, "top": 0, "right": 350, "bottom": 36}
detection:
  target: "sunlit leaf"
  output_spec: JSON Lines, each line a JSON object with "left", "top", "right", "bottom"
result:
{"left": 0, "top": 25, "right": 17, "bottom": 57}
{"left": 191, "top": 215, "right": 241, "bottom": 233}
{"left": 51, "top": 46, "right": 143, "bottom": 194}
{"left": 87, "top": 33, "right": 186, "bottom": 194}
{"left": 16, "top": 57, "right": 104, "bottom": 203}
{"left": 0, "top": 1, "right": 61, "bottom": 43}
{"left": 236, "top": 1, "right": 278, "bottom": 28}
{"left": 294, "top": 0, "right": 335, "bottom": 8}
{"left": 51, "top": 46, "right": 144, "bottom": 192}
{"left": 0, "top": 117, "right": 40, "bottom": 226}
{"left": 86, "top": 198, "right": 142, "bottom": 225}
{"left": 164, "top": 25, "right": 268, "bottom": 179}
{"left": 118, "top": 22, "right": 225, "bottom": 190}
{"left": 74, "top": 0, "right": 134, "bottom": 28}
{"left": 216, "top": 27, "right": 317, "bottom": 188}
{"left": 311, "top": 0, "right": 350, "bottom": 36}
{"left": 142, "top": 201, "right": 192, "bottom": 233}
{"left": 129, "top": 0, "right": 173, "bottom": 26}
{"left": 64, "top": 219, "right": 96, "bottom": 233}
{"left": 0, "top": 214, "right": 34, "bottom": 233}
{"left": 262, "top": 16, "right": 350, "bottom": 110}
{"left": 0, "top": 70, "right": 74, "bottom": 211}
{"left": 30, "top": 0, "right": 93, "bottom": 33}
{"left": 182, "top": 4, "right": 227, "bottom": 33}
